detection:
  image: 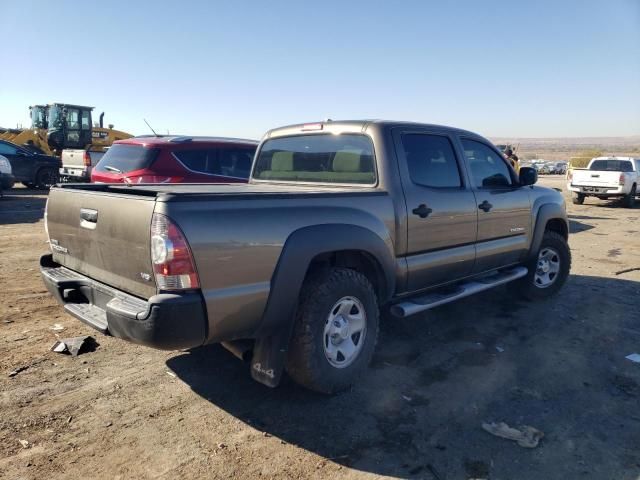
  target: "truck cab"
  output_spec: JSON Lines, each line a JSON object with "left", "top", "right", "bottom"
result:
{"left": 47, "top": 104, "right": 94, "bottom": 153}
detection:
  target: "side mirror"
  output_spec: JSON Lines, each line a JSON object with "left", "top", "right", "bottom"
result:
{"left": 519, "top": 166, "right": 538, "bottom": 186}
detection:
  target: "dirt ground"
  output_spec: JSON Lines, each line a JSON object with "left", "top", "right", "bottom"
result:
{"left": 1, "top": 178, "right": 639, "bottom": 480}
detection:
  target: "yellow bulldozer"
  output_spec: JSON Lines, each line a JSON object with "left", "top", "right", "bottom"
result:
{"left": 0, "top": 103, "right": 132, "bottom": 156}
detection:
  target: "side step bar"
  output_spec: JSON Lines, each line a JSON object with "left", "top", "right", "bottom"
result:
{"left": 391, "top": 266, "right": 528, "bottom": 318}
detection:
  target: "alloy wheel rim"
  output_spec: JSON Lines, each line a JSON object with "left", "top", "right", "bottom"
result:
{"left": 534, "top": 247, "right": 561, "bottom": 288}
{"left": 323, "top": 296, "right": 367, "bottom": 368}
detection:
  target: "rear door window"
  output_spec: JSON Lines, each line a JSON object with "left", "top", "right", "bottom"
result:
{"left": 401, "top": 134, "right": 462, "bottom": 188}
{"left": 219, "top": 148, "right": 255, "bottom": 179}
{"left": 95, "top": 144, "right": 159, "bottom": 173}
{"left": 253, "top": 134, "right": 376, "bottom": 184}
{"left": 174, "top": 149, "right": 219, "bottom": 174}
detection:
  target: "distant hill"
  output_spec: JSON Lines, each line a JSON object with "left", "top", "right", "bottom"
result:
{"left": 489, "top": 135, "right": 640, "bottom": 161}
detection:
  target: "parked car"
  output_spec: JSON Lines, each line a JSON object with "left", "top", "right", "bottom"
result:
{"left": 0, "top": 139, "right": 61, "bottom": 189}
{"left": 41, "top": 120, "right": 571, "bottom": 394}
{"left": 536, "top": 162, "right": 555, "bottom": 175}
{"left": 567, "top": 156, "right": 639, "bottom": 207}
{"left": 91, "top": 136, "right": 258, "bottom": 184}
{"left": 0, "top": 154, "right": 14, "bottom": 196}
{"left": 553, "top": 162, "right": 568, "bottom": 175}
{"left": 59, "top": 149, "right": 106, "bottom": 182}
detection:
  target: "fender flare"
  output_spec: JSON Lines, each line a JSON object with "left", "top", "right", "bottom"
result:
{"left": 250, "top": 224, "right": 396, "bottom": 387}
{"left": 528, "top": 203, "right": 568, "bottom": 260}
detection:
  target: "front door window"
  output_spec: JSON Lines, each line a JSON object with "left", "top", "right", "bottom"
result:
{"left": 461, "top": 139, "right": 513, "bottom": 189}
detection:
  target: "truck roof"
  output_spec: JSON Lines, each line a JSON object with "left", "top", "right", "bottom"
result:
{"left": 264, "top": 119, "right": 485, "bottom": 140}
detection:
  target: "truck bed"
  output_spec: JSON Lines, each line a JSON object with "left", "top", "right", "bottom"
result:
{"left": 45, "top": 182, "right": 394, "bottom": 344}
{"left": 56, "top": 181, "right": 382, "bottom": 198}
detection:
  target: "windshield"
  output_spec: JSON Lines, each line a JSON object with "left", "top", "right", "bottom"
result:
{"left": 590, "top": 160, "right": 633, "bottom": 172}
{"left": 253, "top": 134, "right": 376, "bottom": 184}
{"left": 95, "top": 144, "right": 159, "bottom": 174}
{"left": 30, "top": 106, "right": 48, "bottom": 129}
{"left": 48, "top": 105, "right": 63, "bottom": 131}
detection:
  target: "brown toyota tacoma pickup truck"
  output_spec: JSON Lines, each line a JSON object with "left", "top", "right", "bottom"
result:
{"left": 41, "top": 120, "right": 571, "bottom": 393}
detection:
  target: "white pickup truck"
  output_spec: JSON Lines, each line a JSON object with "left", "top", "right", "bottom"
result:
{"left": 567, "top": 157, "right": 639, "bottom": 208}
{"left": 59, "top": 149, "right": 106, "bottom": 182}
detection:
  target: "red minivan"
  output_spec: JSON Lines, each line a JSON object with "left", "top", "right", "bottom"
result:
{"left": 91, "top": 136, "right": 258, "bottom": 184}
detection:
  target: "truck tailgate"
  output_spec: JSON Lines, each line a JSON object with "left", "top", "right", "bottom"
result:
{"left": 46, "top": 187, "right": 157, "bottom": 299}
{"left": 61, "top": 149, "right": 86, "bottom": 167}
{"left": 572, "top": 170, "right": 620, "bottom": 187}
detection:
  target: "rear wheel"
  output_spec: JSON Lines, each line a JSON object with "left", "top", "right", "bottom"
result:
{"left": 623, "top": 185, "right": 636, "bottom": 208}
{"left": 286, "top": 267, "right": 379, "bottom": 394}
{"left": 35, "top": 168, "right": 59, "bottom": 190}
{"left": 572, "top": 193, "right": 585, "bottom": 205}
{"left": 517, "top": 230, "right": 571, "bottom": 300}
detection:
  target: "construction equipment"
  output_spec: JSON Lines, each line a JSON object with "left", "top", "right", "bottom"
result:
{"left": 495, "top": 143, "right": 521, "bottom": 173}
{"left": 0, "top": 104, "right": 132, "bottom": 156}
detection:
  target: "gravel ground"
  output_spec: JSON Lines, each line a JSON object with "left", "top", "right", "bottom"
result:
{"left": 1, "top": 178, "right": 639, "bottom": 480}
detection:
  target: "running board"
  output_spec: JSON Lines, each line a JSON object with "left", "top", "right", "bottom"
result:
{"left": 390, "top": 266, "right": 528, "bottom": 318}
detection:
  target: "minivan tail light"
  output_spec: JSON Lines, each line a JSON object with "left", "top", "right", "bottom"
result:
{"left": 83, "top": 151, "right": 91, "bottom": 167}
{"left": 150, "top": 213, "right": 199, "bottom": 290}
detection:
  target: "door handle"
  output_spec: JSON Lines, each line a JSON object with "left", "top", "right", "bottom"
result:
{"left": 80, "top": 208, "right": 98, "bottom": 223}
{"left": 412, "top": 204, "right": 433, "bottom": 218}
{"left": 80, "top": 208, "right": 98, "bottom": 230}
{"left": 478, "top": 200, "right": 493, "bottom": 212}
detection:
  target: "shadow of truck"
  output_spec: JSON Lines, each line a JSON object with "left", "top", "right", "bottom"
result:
{"left": 167, "top": 274, "right": 640, "bottom": 480}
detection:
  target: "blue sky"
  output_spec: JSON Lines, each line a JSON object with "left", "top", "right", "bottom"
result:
{"left": 2, "top": 0, "right": 639, "bottom": 139}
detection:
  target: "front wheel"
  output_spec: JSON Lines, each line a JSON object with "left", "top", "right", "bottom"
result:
{"left": 623, "top": 185, "right": 636, "bottom": 208}
{"left": 286, "top": 267, "right": 379, "bottom": 394}
{"left": 35, "top": 168, "right": 59, "bottom": 189}
{"left": 517, "top": 231, "right": 571, "bottom": 300}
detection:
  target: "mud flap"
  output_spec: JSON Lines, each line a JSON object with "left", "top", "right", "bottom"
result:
{"left": 250, "top": 330, "right": 290, "bottom": 388}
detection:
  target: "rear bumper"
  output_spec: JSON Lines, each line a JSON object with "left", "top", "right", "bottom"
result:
{"left": 59, "top": 166, "right": 91, "bottom": 182}
{"left": 568, "top": 184, "right": 625, "bottom": 196}
{"left": 40, "top": 254, "right": 207, "bottom": 350}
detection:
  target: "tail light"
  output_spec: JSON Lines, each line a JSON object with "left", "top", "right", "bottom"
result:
{"left": 150, "top": 213, "right": 199, "bottom": 290}
{"left": 44, "top": 198, "right": 51, "bottom": 250}
{"left": 619, "top": 173, "right": 625, "bottom": 186}
{"left": 83, "top": 151, "right": 91, "bottom": 167}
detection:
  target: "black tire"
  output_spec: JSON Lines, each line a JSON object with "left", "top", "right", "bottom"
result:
{"left": 517, "top": 230, "right": 571, "bottom": 300}
{"left": 572, "top": 193, "right": 585, "bottom": 205}
{"left": 623, "top": 185, "right": 636, "bottom": 208}
{"left": 286, "top": 267, "right": 379, "bottom": 394}
{"left": 35, "top": 168, "right": 59, "bottom": 190}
